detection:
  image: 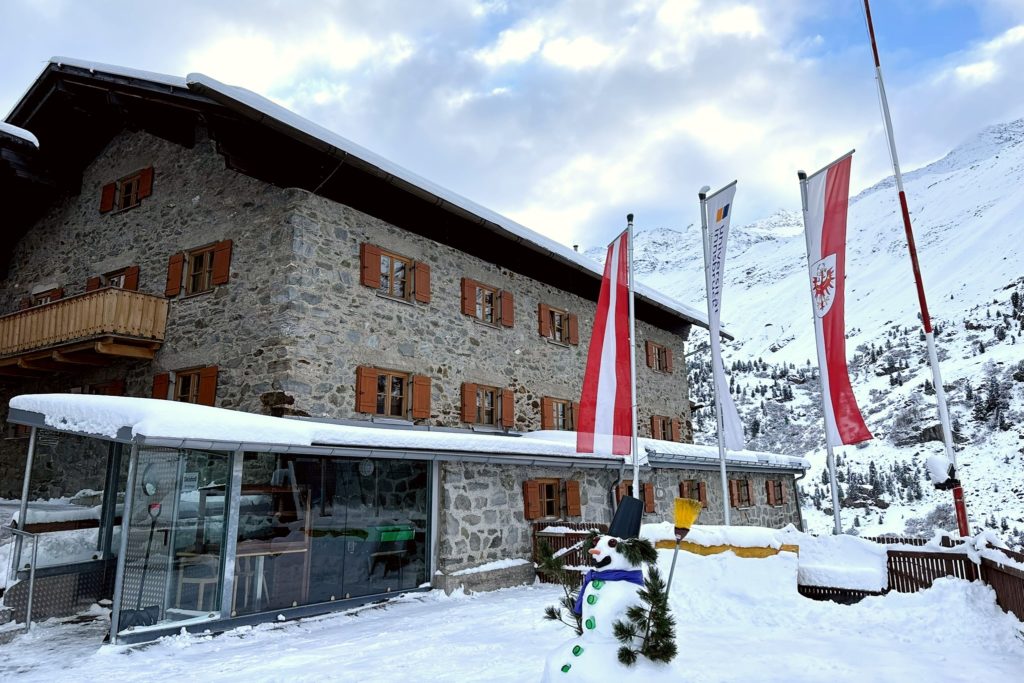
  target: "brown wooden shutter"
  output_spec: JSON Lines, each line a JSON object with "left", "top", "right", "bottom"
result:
{"left": 51, "top": 287, "right": 64, "bottom": 300}
{"left": 781, "top": 482, "right": 788, "bottom": 504}
{"left": 671, "top": 418, "right": 681, "bottom": 442}
{"left": 729, "top": 480, "right": 739, "bottom": 508}
{"left": 523, "top": 480, "right": 541, "bottom": 520}
{"left": 18, "top": 297, "right": 32, "bottom": 310}
{"left": 360, "top": 243, "right": 382, "bottom": 288}
{"left": 698, "top": 482, "right": 707, "bottom": 506}
{"left": 650, "top": 415, "right": 659, "bottom": 438}
{"left": 679, "top": 481, "right": 690, "bottom": 499}
{"left": 197, "top": 366, "right": 218, "bottom": 406}
{"left": 538, "top": 303, "right": 551, "bottom": 337}
{"left": 165, "top": 253, "right": 184, "bottom": 297}
{"left": 138, "top": 166, "right": 154, "bottom": 198}
{"left": 665, "top": 348, "right": 674, "bottom": 373}
{"left": 85, "top": 276, "right": 102, "bottom": 292}
{"left": 460, "top": 383, "right": 477, "bottom": 423}
{"left": 616, "top": 481, "right": 631, "bottom": 504}
{"left": 646, "top": 341, "right": 655, "bottom": 368}
{"left": 565, "top": 480, "right": 581, "bottom": 516}
{"left": 99, "top": 183, "right": 116, "bottom": 213}
{"left": 642, "top": 483, "right": 656, "bottom": 513}
{"left": 571, "top": 401, "right": 580, "bottom": 430}
{"left": 413, "top": 262, "right": 431, "bottom": 303}
{"left": 768, "top": 481, "right": 777, "bottom": 506}
{"left": 540, "top": 396, "right": 553, "bottom": 430}
{"left": 501, "top": 388, "right": 514, "bottom": 428}
{"left": 152, "top": 373, "right": 170, "bottom": 399}
{"left": 355, "top": 366, "right": 378, "bottom": 414}
{"left": 411, "top": 375, "right": 431, "bottom": 419}
{"left": 748, "top": 479, "right": 755, "bottom": 505}
{"left": 567, "top": 314, "right": 579, "bottom": 345}
{"left": 211, "top": 239, "right": 233, "bottom": 286}
{"left": 103, "top": 379, "right": 126, "bottom": 396}
{"left": 499, "top": 290, "right": 515, "bottom": 327}
{"left": 461, "top": 278, "right": 476, "bottom": 316}
{"left": 123, "top": 265, "right": 140, "bottom": 291}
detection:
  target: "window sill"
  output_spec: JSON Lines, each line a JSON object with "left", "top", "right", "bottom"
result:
{"left": 180, "top": 288, "right": 216, "bottom": 300}
{"left": 374, "top": 291, "right": 416, "bottom": 307}
{"left": 544, "top": 338, "right": 571, "bottom": 348}
{"left": 470, "top": 317, "right": 502, "bottom": 330}
{"left": 469, "top": 424, "right": 507, "bottom": 434}
{"left": 112, "top": 203, "right": 142, "bottom": 215}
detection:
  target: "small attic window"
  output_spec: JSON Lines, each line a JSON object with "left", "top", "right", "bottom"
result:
{"left": 99, "top": 166, "right": 154, "bottom": 213}
{"left": 117, "top": 172, "right": 142, "bottom": 211}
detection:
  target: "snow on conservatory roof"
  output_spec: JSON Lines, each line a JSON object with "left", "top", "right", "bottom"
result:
{"left": 7, "top": 394, "right": 806, "bottom": 471}
{"left": 27, "top": 57, "right": 713, "bottom": 333}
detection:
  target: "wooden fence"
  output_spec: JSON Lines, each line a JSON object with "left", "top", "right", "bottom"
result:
{"left": 532, "top": 522, "right": 607, "bottom": 586}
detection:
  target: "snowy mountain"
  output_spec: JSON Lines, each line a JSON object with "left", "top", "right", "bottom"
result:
{"left": 602, "top": 119, "right": 1024, "bottom": 543}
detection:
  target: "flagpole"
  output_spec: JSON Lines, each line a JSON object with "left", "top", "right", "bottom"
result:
{"left": 698, "top": 187, "right": 731, "bottom": 526}
{"left": 627, "top": 214, "right": 641, "bottom": 499}
{"left": 798, "top": 169, "right": 843, "bottom": 536}
{"left": 862, "top": 0, "right": 968, "bottom": 537}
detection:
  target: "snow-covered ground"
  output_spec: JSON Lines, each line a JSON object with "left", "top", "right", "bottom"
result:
{"left": 1, "top": 549, "right": 1020, "bottom": 682}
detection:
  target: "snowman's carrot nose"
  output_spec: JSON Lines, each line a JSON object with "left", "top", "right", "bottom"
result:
{"left": 588, "top": 548, "right": 600, "bottom": 556}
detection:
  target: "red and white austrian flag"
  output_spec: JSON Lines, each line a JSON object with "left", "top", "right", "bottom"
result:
{"left": 801, "top": 153, "right": 872, "bottom": 446}
{"left": 577, "top": 230, "right": 633, "bottom": 456}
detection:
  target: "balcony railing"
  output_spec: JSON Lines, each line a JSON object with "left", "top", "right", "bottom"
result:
{"left": 0, "top": 288, "right": 168, "bottom": 374}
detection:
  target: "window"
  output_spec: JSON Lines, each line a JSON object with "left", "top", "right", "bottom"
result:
{"left": 31, "top": 287, "right": 63, "bottom": 306}
{"left": 461, "top": 278, "right": 513, "bottom": 327}
{"left": 646, "top": 341, "right": 672, "bottom": 373}
{"left": 360, "top": 243, "right": 430, "bottom": 303}
{"left": 729, "top": 478, "right": 754, "bottom": 508}
{"left": 379, "top": 250, "right": 412, "bottom": 299}
{"left": 651, "top": 415, "right": 671, "bottom": 441}
{"left": 680, "top": 480, "right": 707, "bottom": 507}
{"left": 523, "top": 479, "right": 581, "bottom": 519}
{"left": 537, "top": 304, "right": 579, "bottom": 345}
{"left": 541, "top": 397, "right": 577, "bottom": 431}
{"left": 186, "top": 245, "right": 216, "bottom": 295}
{"left": 100, "top": 167, "right": 153, "bottom": 214}
{"left": 766, "top": 480, "right": 786, "bottom": 506}
{"left": 355, "top": 367, "right": 430, "bottom": 420}
{"left": 461, "top": 382, "right": 513, "bottom": 428}
{"left": 117, "top": 172, "right": 142, "bottom": 211}
{"left": 375, "top": 370, "right": 409, "bottom": 418}
{"left": 616, "top": 480, "right": 656, "bottom": 513}
{"left": 153, "top": 367, "right": 218, "bottom": 406}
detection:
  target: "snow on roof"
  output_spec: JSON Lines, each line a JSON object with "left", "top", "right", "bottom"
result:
{"left": 50, "top": 56, "right": 188, "bottom": 90}
{"left": 0, "top": 121, "right": 39, "bottom": 148}
{"left": 8, "top": 394, "right": 800, "bottom": 470}
{"left": 182, "top": 71, "right": 709, "bottom": 328}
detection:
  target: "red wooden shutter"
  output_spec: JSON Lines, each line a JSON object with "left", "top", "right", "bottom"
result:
{"left": 679, "top": 481, "right": 690, "bottom": 499}
{"left": 211, "top": 239, "right": 233, "bottom": 286}
{"left": 523, "top": 480, "right": 541, "bottom": 520}
{"left": 165, "top": 253, "right": 184, "bottom": 297}
{"left": 765, "top": 481, "right": 774, "bottom": 506}
{"left": 123, "top": 265, "right": 140, "bottom": 291}
{"left": 355, "top": 366, "right": 378, "bottom": 413}
{"left": 360, "top": 243, "right": 382, "bottom": 288}
{"left": 616, "top": 481, "right": 631, "bottom": 504}
{"left": 413, "top": 262, "right": 431, "bottom": 303}
{"left": 650, "top": 415, "right": 659, "bottom": 438}
{"left": 461, "top": 278, "right": 476, "bottom": 316}
{"left": 565, "top": 480, "right": 581, "bottom": 516}
{"left": 698, "top": 482, "right": 707, "bottom": 506}
{"left": 571, "top": 402, "right": 580, "bottom": 430}
{"left": 645, "top": 341, "right": 655, "bottom": 368}
{"left": 138, "top": 166, "right": 154, "bottom": 198}
{"left": 152, "top": 372, "right": 170, "bottom": 400}
{"left": 670, "top": 418, "right": 681, "bottom": 442}
{"left": 540, "top": 397, "right": 553, "bottom": 430}
{"left": 85, "top": 276, "right": 102, "bottom": 292}
{"left": 748, "top": 479, "right": 755, "bottom": 505}
{"left": 51, "top": 287, "right": 64, "bottom": 300}
{"left": 567, "top": 314, "right": 579, "bottom": 345}
{"left": 781, "top": 482, "right": 788, "bottom": 504}
{"left": 460, "top": 383, "right": 477, "bottom": 423}
{"left": 665, "top": 348, "right": 674, "bottom": 373}
{"left": 99, "top": 183, "right": 116, "bottom": 213}
{"left": 411, "top": 375, "right": 431, "bottom": 419}
{"left": 197, "top": 366, "right": 218, "bottom": 406}
{"left": 729, "top": 480, "right": 739, "bottom": 508}
{"left": 501, "top": 388, "right": 514, "bottom": 428}
{"left": 499, "top": 290, "right": 515, "bottom": 327}
{"left": 538, "top": 304, "right": 551, "bottom": 337}
{"left": 642, "top": 483, "right": 656, "bottom": 513}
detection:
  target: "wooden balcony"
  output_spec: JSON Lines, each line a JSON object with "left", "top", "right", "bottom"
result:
{"left": 0, "top": 288, "right": 168, "bottom": 377}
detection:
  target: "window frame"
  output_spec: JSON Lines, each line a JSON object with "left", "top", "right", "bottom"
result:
{"left": 680, "top": 479, "right": 707, "bottom": 507}
{"left": 378, "top": 249, "right": 413, "bottom": 301}
{"left": 31, "top": 288, "right": 62, "bottom": 306}
{"left": 767, "top": 479, "right": 785, "bottom": 507}
{"left": 732, "top": 479, "right": 753, "bottom": 508}
{"left": 373, "top": 369, "right": 410, "bottom": 418}
{"left": 548, "top": 307, "right": 567, "bottom": 343}
{"left": 116, "top": 171, "right": 142, "bottom": 212}
{"left": 185, "top": 244, "right": 217, "bottom": 296}
{"left": 103, "top": 268, "right": 128, "bottom": 289}
{"left": 474, "top": 283, "right": 499, "bottom": 325}
{"left": 652, "top": 343, "right": 670, "bottom": 373}
{"left": 551, "top": 398, "right": 572, "bottom": 431}
{"left": 174, "top": 368, "right": 203, "bottom": 404}
{"left": 536, "top": 478, "right": 562, "bottom": 518}
{"left": 651, "top": 415, "right": 671, "bottom": 441}
{"left": 475, "top": 384, "right": 500, "bottom": 426}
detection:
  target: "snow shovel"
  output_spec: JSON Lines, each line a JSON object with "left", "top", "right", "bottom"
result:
{"left": 665, "top": 498, "right": 703, "bottom": 595}
{"left": 118, "top": 502, "right": 163, "bottom": 629}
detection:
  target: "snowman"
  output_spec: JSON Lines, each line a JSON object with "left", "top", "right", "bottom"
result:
{"left": 541, "top": 533, "right": 658, "bottom": 681}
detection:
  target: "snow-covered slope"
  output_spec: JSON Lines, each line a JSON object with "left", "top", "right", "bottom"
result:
{"left": 617, "top": 119, "right": 1024, "bottom": 542}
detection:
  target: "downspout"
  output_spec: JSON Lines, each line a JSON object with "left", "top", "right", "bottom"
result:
{"left": 793, "top": 469, "right": 807, "bottom": 532}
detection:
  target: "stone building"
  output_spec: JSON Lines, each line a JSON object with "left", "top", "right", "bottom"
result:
{"left": 0, "top": 60, "right": 806, "bottom": 635}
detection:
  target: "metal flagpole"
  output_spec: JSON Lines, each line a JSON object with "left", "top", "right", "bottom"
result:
{"left": 862, "top": 0, "right": 968, "bottom": 536}
{"left": 698, "top": 186, "right": 731, "bottom": 526}
{"left": 798, "top": 169, "right": 844, "bottom": 536}
{"left": 627, "top": 214, "right": 641, "bottom": 499}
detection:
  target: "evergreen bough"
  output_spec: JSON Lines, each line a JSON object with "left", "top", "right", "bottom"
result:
{"left": 612, "top": 564, "right": 677, "bottom": 666}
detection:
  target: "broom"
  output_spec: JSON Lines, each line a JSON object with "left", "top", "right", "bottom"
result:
{"left": 665, "top": 498, "right": 702, "bottom": 594}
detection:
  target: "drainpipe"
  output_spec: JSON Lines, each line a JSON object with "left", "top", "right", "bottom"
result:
{"left": 793, "top": 470, "right": 807, "bottom": 533}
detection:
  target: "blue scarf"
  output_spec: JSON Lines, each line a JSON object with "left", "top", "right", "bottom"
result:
{"left": 573, "top": 569, "right": 644, "bottom": 615}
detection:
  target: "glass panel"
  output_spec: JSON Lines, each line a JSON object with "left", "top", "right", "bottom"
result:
{"left": 390, "top": 376, "right": 404, "bottom": 417}
{"left": 379, "top": 255, "right": 391, "bottom": 295}
{"left": 116, "top": 448, "right": 229, "bottom": 635}
{"left": 393, "top": 259, "right": 406, "bottom": 298}
{"left": 376, "top": 375, "right": 387, "bottom": 415}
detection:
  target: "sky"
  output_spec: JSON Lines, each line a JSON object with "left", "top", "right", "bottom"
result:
{"left": 3, "top": 0, "right": 1024, "bottom": 248}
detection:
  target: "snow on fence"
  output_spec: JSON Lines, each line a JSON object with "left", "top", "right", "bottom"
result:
{"left": 532, "top": 522, "right": 607, "bottom": 586}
